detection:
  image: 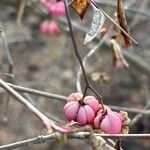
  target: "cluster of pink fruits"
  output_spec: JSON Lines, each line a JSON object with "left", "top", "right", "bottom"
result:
{"left": 39, "top": 0, "right": 65, "bottom": 34}
{"left": 63, "top": 92, "right": 127, "bottom": 134}
{"left": 40, "top": 20, "right": 60, "bottom": 34}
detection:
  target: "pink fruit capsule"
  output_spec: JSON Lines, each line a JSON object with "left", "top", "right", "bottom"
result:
{"left": 47, "top": 21, "right": 60, "bottom": 34}
{"left": 40, "top": 20, "right": 49, "bottom": 33}
{"left": 67, "top": 92, "right": 83, "bottom": 102}
{"left": 97, "top": 105, "right": 112, "bottom": 115}
{"left": 94, "top": 111, "right": 122, "bottom": 134}
{"left": 84, "top": 96, "right": 99, "bottom": 113}
{"left": 64, "top": 101, "right": 79, "bottom": 121}
{"left": 48, "top": 2, "right": 65, "bottom": 17}
{"left": 63, "top": 92, "right": 99, "bottom": 125}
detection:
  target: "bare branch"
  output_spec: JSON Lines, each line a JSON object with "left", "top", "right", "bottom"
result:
{"left": 90, "top": 0, "right": 137, "bottom": 44}
{"left": 0, "top": 79, "right": 55, "bottom": 132}
{"left": 76, "top": 27, "right": 112, "bottom": 92}
{"left": 0, "top": 132, "right": 150, "bottom": 150}
{"left": 59, "top": 17, "right": 150, "bottom": 76}
{"left": 16, "top": 0, "right": 26, "bottom": 25}
{"left": 0, "top": 22, "right": 13, "bottom": 73}
{"left": 64, "top": 0, "right": 104, "bottom": 109}
{"left": 0, "top": 22, "right": 14, "bottom": 122}
{"left": 2, "top": 82, "right": 150, "bottom": 116}
{"left": 6, "top": 82, "right": 67, "bottom": 102}
{"left": 97, "top": 0, "right": 150, "bottom": 18}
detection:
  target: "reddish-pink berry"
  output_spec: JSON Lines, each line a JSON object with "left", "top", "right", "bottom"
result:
{"left": 40, "top": 20, "right": 49, "bottom": 33}
{"left": 47, "top": 21, "right": 60, "bottom": 34}
{"left": 48, "top": 2, "right": 65, "bottom": 17}
{"left": 63, "top": 92, "right": 99, "bottom": 125}
{"left": 40, "top": 20, "right": 60, "bottom": 35}
{"left": 56, "top": 2, "right": 65, "bottom": 15}
{"left": 84, "top": 96, "right": 100, "bottom": 113}
{"left": 94, "top": 110, "right": 122, "bottom": 134}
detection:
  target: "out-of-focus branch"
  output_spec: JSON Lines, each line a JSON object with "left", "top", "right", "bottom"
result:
{"left": 6, "top": 82, "right": 67, "bottom": 102}
{"left": 76, "top": 27, "right": 112, "bottom": 92}
{"left": 64, "top": 0, "right": 104, "bottom": 109}
{"left": 1, "top": 0, "right": 149, "bottom": 18}
{"left": 123, "top": 51, "right": 150, "bottom": 76}
{"left": 0, "top": 79, "right": 56, "bottom": 132}
{"left": 0, "top": 132, "right": 150, "bottom": 150}
{"left": 16, "top": 0, "right": 26, "bottom": 25}
{"left": 3, "top": 82, "right": 150, "bottom": 115}
{"left": 96, "top": 0, "right": 150, "bottom": 18}
{"left": 130, "top": 80, "right": 150, "bottom": 126}
{"left": 59, "top": 18, "right": 150, "bottom": 76}
{"left": 0, "top": 22, "right": 14, "bottom": 122}
{"left": 0, "top": 23, "right": 13, "bottom": 73}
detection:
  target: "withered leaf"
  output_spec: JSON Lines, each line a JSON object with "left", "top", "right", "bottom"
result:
{"left": 91, "top": 72, "right": 111, "bottom": 83}
{"left": 84, "top": 2, "right": 105, "bottom": 45}
{"left": 117, "top": 0, "right": 132, "bottom": 48}
{"left": 119, "top": 110, "right": 131, "bottom": 134}
{"left": 111, "top": 38, "right": 129, "bottom": 68}
{"left": 69, "top": 0, "right": 89, "bottom": 20}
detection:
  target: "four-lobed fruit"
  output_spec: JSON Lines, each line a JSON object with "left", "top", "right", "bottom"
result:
{"left": 64, "top": 92, "right": 123, "bottom": 134}
{"left": 40, "top": 20, "right": 60, "bottom": 34}
{"left": 40, "top": 0, "right": 65, "bottom": 17}
{"left": 94, "top": 110, "right": 122, "bottom": 134}
{"left": 63, "top": 92, "right": 99, "bottom": 125}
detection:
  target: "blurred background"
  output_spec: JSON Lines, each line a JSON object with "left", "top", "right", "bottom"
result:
{"left": 0, "top": 0, "right": 150, "bottom": 149}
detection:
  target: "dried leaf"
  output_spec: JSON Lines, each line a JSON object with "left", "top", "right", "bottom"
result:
{"left": 91, "top": 72, "right": 100, "bottom": 81}
{"left": 84, "top": 2, "right": 105, "bottom": 45}
{"left": 117, "top": 0, "right": 132, "bottom": 47}
{"left": 91, "top": 72, "right": 111, "bottom": 83}
{"left": 90, "top": 134, "right": 115, "bottom": 150}
{"left": 111, "top": 38, "right": 129, "bottom": 68}
{"left": 90, "top": 0, "right": 137, "bottom": 44}
{"left": 99, "top": 27, "right": 107, "bottom": 37}
{"left": 119, "top": 110, "right": 131, "bottom": 134}
{"left": 69, "top": 0, "right": 89, "bottom": 20}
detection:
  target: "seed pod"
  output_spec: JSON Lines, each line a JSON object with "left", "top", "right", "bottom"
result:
{"left": 63, "top": 92, "right": 99, "bottom": 125}
{"left": 94, "top": 110, "right": 122, "bottom": 134}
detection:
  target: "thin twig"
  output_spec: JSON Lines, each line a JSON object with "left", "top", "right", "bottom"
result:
{"left": 129, "top": 0, "right": 148, "bottom": 29}
{"left": 0, "top": 23, "right": 13, "bottom": 73}
{"left": 90, "top": 133, "right": 115, "bottom": 150}
{"left": 0, "top": 132, "right": 150, "bottom": 150}
{"left": 109, "top": 105, "right": 150, "bottom": 115}
{"left": 96, "top": 0, "right": 150, "bottom": 18}
{"left": 130, "top": 80, "right": 150, "bottom": 126}
{"left": 76, "top": 27, "right": 112, "bottom": 92}
{"left": 91, "top": 0, "right": 138, "bottom": 44}
{"left": 64, "top": 0, "right": 104, "bottom": 110}
{"left": 16, "top": 0, "right": 26, "bottom": 25}
{"left": 5, "top": 82, "right": 67, "bottom": 102}
{"left": 0, "top": 22, "right": 14, "bottom": 122}
{"left": 59, "top": 17, "right": 150, "bottom": 76}
{"left": 2, "top": 82, "right": 150, "bottom": 115}
{"left": 64, "top": 0, "right": 89, "bottom": 85}
{"left": 0, "top": 79, "right": 56, "bottom": 132}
